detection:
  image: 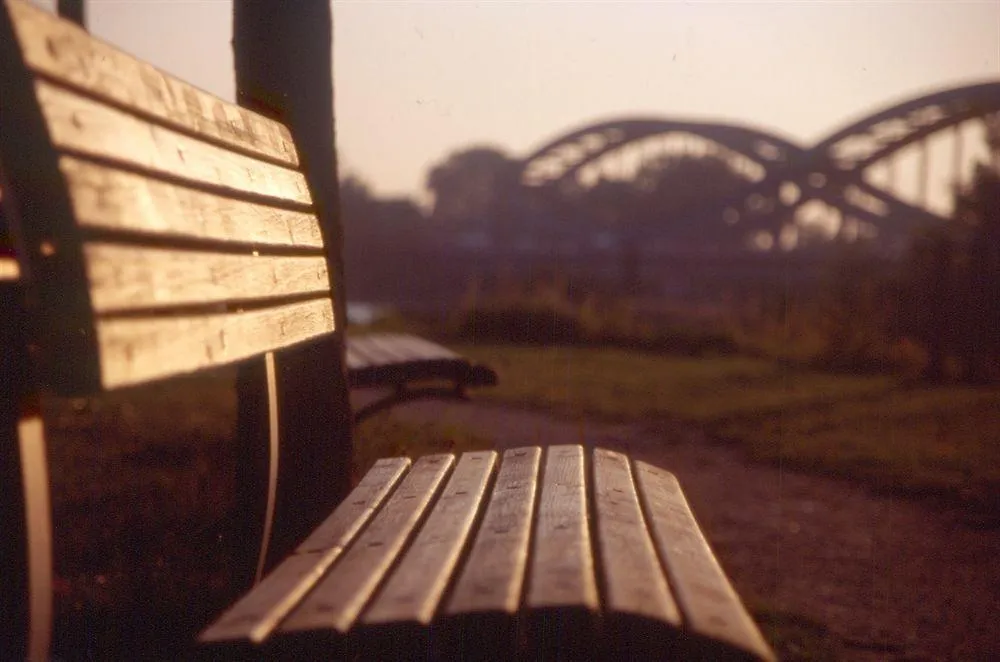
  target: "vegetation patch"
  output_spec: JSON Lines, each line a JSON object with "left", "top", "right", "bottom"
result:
{"left": 450, "top": 343, "right": 1000, "bottom": 512}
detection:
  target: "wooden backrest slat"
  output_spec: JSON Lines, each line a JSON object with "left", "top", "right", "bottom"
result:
{"left": 96, "top": 297, "right": 334, "bottom": 389}
{"left": 281, "top": 454, "right": 455, "bottom": 635}
{"left": 361, "top": 451, "right": 497, "bottom": 627}
{"left": 634, "top": 461, "right": 774, "bottom": 661}
{"left": 9, "top": 0, "right": 299, "bottom": 167}
{"left": 0, "top": 256, "right": 19, "bottom": 281}
{"left": 199, "top": 458, "right": 412, "bottom": 645}
{"left": 445, "top": 446, "right": 541, "bottom": 616}
{"left": 592, "top": 448, "right": 681, "bottom": 624}
{"left": 2, "top": 0, "right": 340, "bottom": 392}
{"left": 526, "top": 445, "right": 599, "bottom": 611}
{"left": 37, "top": 81, "right": 310, "bottom": 205}
{"left": 85, "top": 244, "right": 330, "bottom": 313}
{"left": 60, "top": 158, "right": 323, "bottom": 248}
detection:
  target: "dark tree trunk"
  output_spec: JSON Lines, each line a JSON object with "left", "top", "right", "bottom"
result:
{"left": 56, "top": 0, "right": 85, "bottom": 26}
{"left": 232, "top": 0, "right": 353, "bottom": 573}
{"left": 923, "top": 237, "right": 952, "bottom": 383}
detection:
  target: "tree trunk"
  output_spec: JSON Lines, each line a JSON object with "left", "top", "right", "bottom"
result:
{"left": 56, "top": 0, "right": 85, "bottom": 26}
{"left": 232, "top": 0, "right": 353, "bottom": 573}
{"left": 923, "top": 237, "right": 951, "bottom": 383}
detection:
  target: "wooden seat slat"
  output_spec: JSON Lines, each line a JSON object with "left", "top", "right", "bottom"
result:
{"left": 85, "top": 243, "right": 329, "bottom": 312}
{"left": 526, "top": 444, "right": 599, "bottom": 612}
{"left": 0, "top": 257, "right": 19, "bottom": 282}
{"left": 361, "top": 450, "right": 497, "bottom": 627}
{"left": 199, "top": 458, "right": 411, "bottom": 645}
{"left": 346, "top": 334, "right": 496, "bottom": 389}
{"left": 349, "top": 334, "right": 454, "bottom": 369}
{"left": 9, "top": 0, "right": 299, "bottom": 167}
{"left": 593, "top": 448, "right": 681, "bottom": 625}
{"left": 634, "top": 460, "right": 774, "bottom": 661}
{"left": 444, "top": 446, "right": 541, "bottom": 616}
{"left": 348, "top": 335, "right": 405, "bottom": 370}
{"left": 363, "top": 335, "right": 412, "bottom": 365}
{"left": 391, "top": 334, "right": 460, "bottom": 361}
{"left": 344, "top": 343, "right": 367, "bottom": 371}
{"left": 359, "top": 333, "right": 418, "bottom": 365}
{"left": 197, "top": 446, "right": 775, "bottom": 661}
{"left": 295, "top": 457, "right": 412, "bottom": 555}
{"left": 345, "top": 334, "right": 498, "bottom": 424}
{"left": 60, "top": 158, "right": 323, "bottom": 248}
{"left": 95, "top": 297, "right": 334, "bottom": 388}
{"left": 36, "top": 81, "right": 311, "bottom": 205}
{"left": 200, "top": 550, "right": 340, "bottom": 646}
{"left": 280, "top": 454, "right": 454, "bottom": 635}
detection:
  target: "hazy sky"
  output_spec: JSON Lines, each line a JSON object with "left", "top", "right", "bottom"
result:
{"left": 45, "top": 1, "right": 1000, "bottom": 203}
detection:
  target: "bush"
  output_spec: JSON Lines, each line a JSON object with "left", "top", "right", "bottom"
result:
{"left": 451, "top": 276, "right": 739, "bottom": 356}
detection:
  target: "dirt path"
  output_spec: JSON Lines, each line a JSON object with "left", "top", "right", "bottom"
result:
{"left": 367, "top": 397, "right": 1000, "bottom": 661}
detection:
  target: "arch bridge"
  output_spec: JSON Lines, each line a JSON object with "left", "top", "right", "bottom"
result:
{"left": 518, "top": 81, "right": 1000, "bottom": 254}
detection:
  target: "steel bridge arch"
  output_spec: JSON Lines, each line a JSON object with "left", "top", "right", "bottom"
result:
{"left": 517, "top": 80, "right": 1000, "bottom": 247}
{"left": 520, "top": 117, "right": 801, "bottom": 187}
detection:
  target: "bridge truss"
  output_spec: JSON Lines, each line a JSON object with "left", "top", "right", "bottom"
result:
{"left": 518, "top": 81, "right": 1000, "bottom": 256}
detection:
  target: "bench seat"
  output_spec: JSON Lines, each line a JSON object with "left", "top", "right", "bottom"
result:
{"left": 347, "top": 333, "right": 498, "bottom": 422}
{"left": 200, "top": 445, "right": 775, "bottom": 661}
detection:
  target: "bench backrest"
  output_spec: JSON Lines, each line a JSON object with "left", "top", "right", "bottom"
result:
{"left": 1, "top": 0, "right": 337, "bottom": 393}
{"left": 1, "top": 2, "right": 351, "bottom": 659}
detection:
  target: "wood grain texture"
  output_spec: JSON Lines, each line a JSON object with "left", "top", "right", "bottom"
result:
{"left": 592, "top": 448, "right": 680, "bottom": 623}
{"left": 95, "top": 296, "right": 335, "bottom": 388}
{"left": 526, "top": 444, "right": 598, "bottom": 611}
{"left": 362, "top": 334, "right": 414, "bottom": 363}
{"left": 345, "top": 334, "right": 461, "bottom": 370}
{"left": 280, "top": 454, "right": 455, "bottom": 635}
{"left": 634, "top": 461, "right": 776, "bottom": 662}
{"left": 381, "top": 334, "right": 460, "bottom": 361}
{"left": 60, "top": 158, "right": 322, "bottom": 247}
{"left": 84, "top": 243, "right": 330, "bottom": 312}
{"left": 8, "top": 0, "right": 298, "bottom": 167}
{"left": 344, "top": 334, "right": 398, "bottom": 367}
{"left": 362, "top": 451, "right": 497, "bottom": 626}
{"left": 200, "top": 457, "right": 411, "bottom": 644}
{"left": 1, "top": 0, "right": 101, "bottom": 395}
{"left": 296, "top": 457, "right": 411, "bottom": 555}
{"left": 445, "top": 446, "right": 541, "bottom": 616}
{"left": 199, "top": 550, "right": 340, "bottom": 645}
{"left": 0, "top": 257, "right": 19, "bottom": 281}
{"left": 35, "top": 81, "right": 310, "bottom": 204}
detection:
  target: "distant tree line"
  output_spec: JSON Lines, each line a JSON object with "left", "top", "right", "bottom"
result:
{"left": 342, "top": 143, "right": 815, "bottom": 255}
{"left": 896, "top": 164, "right": 1000, "bottom": 382}
{"left": 342, "top": 136, "right": 1000, "bottom": 383}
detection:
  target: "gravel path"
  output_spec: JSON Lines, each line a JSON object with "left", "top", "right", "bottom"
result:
{"left": 365, "top": 396, "right": 1000, "bottom": 661}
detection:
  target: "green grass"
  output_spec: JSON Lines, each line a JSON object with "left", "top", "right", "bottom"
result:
{"left": 454, "top": 344, "right": 1000, "bottom": 509}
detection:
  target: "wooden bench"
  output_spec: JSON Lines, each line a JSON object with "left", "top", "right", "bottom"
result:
{"left": 200, "top": 446, "right": 775, "bottom": 661}
{"left": 347, "top": 333, "right": 498, "bottom": 423}
{"left": 0, "top": 2, "right": 774, "bottom": 660}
